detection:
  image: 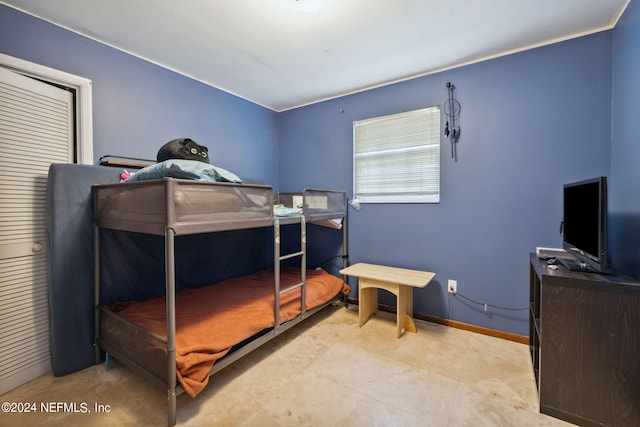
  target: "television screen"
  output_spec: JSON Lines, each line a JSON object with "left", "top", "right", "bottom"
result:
{"left": 562, "top": 177, "right": 608, "bottom": 272}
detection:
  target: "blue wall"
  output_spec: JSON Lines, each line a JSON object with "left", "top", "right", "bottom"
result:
{"left": 610, "top": 0, "right": 640, "bottom": 280}
{"left": 0, "top": 4, "right": 279, "bottom": 185}
{"left": 3, "top": 2, "right": 637, "bottom": 337}
{"left": 279, "top": 33, "right": 613, "bottom": 336}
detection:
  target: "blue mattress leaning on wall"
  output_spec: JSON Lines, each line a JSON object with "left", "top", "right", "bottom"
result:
{"left": 47, "top": 164, "right": 121, "bottom": 376}
{"left": 46, "top": 163, "right": 272, "bottom": 376}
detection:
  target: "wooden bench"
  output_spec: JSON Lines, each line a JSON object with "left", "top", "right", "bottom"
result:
{"left": 340, "top": 263, "right": 435, "bottom": 338}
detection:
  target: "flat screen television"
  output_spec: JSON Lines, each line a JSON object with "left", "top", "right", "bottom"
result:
{"left": 561, "top": 176, "right": 608, "bottom": 273}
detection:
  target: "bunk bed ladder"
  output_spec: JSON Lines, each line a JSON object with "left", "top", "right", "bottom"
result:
{"left": 273, "top": 215, "right": 306, "bottom": 334}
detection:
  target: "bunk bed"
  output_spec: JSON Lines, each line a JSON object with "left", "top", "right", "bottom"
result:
{"left": 92, "top": 178, "right": 348, "bottom": 426}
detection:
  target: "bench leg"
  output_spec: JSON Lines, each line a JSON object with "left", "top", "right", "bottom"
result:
{"left": 359, "top": 280, "right": 379, "bottom": 327}
{"left": 396, "top": 285, "right": 413, "bottom": 338}
{"left": 359, "top": 279, "right": 418, "bottom": 338}
{"left": 404, "top": 315, "right": 417, "bottom": 334}
{"left": 397, "top": 284, "right": 416, "bottom": 338}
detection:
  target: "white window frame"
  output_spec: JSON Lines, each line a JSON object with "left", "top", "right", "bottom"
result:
{"left": 353, "top": 106, "right": 440, "bottom": 204}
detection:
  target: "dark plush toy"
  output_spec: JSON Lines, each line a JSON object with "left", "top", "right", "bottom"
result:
{"left": 157, "top": 138, "right": 209, "bottom": 163}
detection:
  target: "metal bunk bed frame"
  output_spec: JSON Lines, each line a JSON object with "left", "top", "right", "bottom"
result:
{"left": 92, "top": 183, "right": 347, "bottom": 426}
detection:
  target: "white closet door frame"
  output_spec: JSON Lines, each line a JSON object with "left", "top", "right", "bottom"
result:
{"left": 0, "top": 66, "right": 74, "bottom": 394}
{"left": 0, "top": 53, "right": 93, "bottom": 164}
{"left": 0, "top": 54, "right": 92, "bottom": 394}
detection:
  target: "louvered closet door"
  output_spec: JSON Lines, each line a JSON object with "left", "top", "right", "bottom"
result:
{"left": 0, "top": 67, "right": 73, "bottom": 394}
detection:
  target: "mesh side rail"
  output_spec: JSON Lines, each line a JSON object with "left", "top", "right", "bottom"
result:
{"left": 93, "top": 178, "right": 274, "bottom": 235}
{"left": 277, "top": 189, "right": 347, "bottom": 221}
{"left": 99, "top": 307, "right": 168, "bottom": 387}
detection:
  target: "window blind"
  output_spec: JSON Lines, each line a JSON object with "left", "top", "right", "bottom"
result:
{"left": 353, "top": 106, "right": 440, "bottom": 203}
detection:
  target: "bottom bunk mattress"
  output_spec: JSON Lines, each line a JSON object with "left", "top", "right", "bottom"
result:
{"left": 104, "top": 267, "right": 349, "bottom": 397}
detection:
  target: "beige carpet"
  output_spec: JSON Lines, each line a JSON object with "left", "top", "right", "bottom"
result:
{"left": 1, "top": 305, "right": 573, "bottom": 426}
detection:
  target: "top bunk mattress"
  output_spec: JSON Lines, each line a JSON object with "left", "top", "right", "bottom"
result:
{"left": 93, "top": 178, "right": 274, "bottom": 235}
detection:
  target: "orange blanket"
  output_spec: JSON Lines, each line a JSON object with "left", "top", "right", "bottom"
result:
{"left": 110, "top": 268, "right": 348, "bottom": 397}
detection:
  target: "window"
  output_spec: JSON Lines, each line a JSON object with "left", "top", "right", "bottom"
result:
{"left": 353, "top": 106, "right": 440, "bottom": 203}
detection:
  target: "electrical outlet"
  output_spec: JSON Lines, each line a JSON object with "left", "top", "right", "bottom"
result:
{"left": 448, "top": 279, "right": 457, "bottom": 294}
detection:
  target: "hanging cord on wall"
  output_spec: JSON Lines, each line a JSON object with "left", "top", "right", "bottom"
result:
{"left": 452, "top": 290, "right": 529, "bottom": 312}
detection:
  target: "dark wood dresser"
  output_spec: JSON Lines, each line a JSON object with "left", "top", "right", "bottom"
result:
{"left": 529, "top": 253, "right": 640, "bottom": 426}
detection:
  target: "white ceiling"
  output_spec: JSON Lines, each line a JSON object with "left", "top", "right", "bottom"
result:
{"left": 2, "top": 0, "right": 629, "bottom": 111}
